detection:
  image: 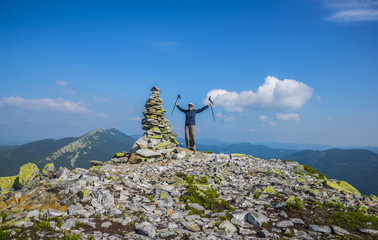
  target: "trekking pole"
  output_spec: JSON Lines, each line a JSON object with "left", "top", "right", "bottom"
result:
{"left": 171, "top": 94, "right": 181, "bottom": 115}
{"left": 208, "top": 96, "right": 215, "bottom": 122}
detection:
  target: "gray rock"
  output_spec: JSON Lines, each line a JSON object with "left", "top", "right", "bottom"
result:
{"left": 308, "top": 224, "right": 331, "bottom": 234}
{"left": 61, "top": 219, "right": 77, "bottom": 230}
{"left": 107, "top": 208, "right": 123, "bottom": 217}
{"left": 186, "top": 222, "right": 201, "bottom": 232}
{"left": 48, "top": 209, "right": 65, "bottom": 217}
{"left": 246, "top": 211, "right": 269, "bottom": 227}
{"left": 276, "top": 220, "right": 294, "bottom": 228}
{"left": 26, "top": 210, "right": 40, "bottom": 219}
{"left": 257, "top": 229, "right": 270, "bottom": 238}
{"left": 279, "top": 211, "right": 288, "bottom": 218}
{"left": 163, "top": 222, "right": 178, "bottom": 229}
{"left": 91, "top": 198, "right": 103, "bottom": 210}
{"left": 136, "top": 148, "right": 162, "bottom": 158}
{"left": 101, "top": 222, "right": 112, "bottom": 228}
{"left": 90, "top": 160, "right": 103, "bottom": 166}
{"left": 188, "top": 203, "right": 205, "bottom": 211}
{"left": 290, "top": 218, "right": 305, "bottom": 225}
{"left": 219, "top": 220, "right": 237, "bottom": 233}
{"left": 68, "top": 204, "right": 84, "bottom": 216}
{"left": 358, "top": 227, "right": 378, "bottom": 236}
{"left": 230, "top": 211, "right": 248, "bottom": 221}
{"left": 331, "top": 226, "right": 350, "bottom": 235}
{"left": 136, "top": 222, "right": 156, "bottom": 238}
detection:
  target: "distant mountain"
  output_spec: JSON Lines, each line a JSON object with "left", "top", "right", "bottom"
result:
{"left": 283, "top": 148, "right": 378, "bottom": 196}
{"left": 364, "top": 146, "right": 378, "bottom": 154}
{"left": 0, "top": 128, "right": 135, "bottom": 177}
{"left": 0, "top": 145, "right": 18, "bottom": 152}
{"left": 255, "top": 142, "right": 333, "bottom": 151}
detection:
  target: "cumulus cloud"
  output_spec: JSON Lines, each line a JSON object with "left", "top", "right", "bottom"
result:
{"left": 276, "top": 113, "right": 300, "bottom": 121}
{"left": 203, "top": 76, "right": 313, "bottom": 112}
{"left": 0, "top": 97, "right": 90, "bottom": 113}
{"left": 216, "top": 113, "right": 235, "bottom": 122}
{"left": 259, "top": 115, "right": 268, "bottom": 122}
{"left": 323, "top": 0, "right": 378, "bottom": 22}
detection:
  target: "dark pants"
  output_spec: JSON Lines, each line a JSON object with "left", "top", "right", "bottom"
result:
{"left": 185, "top": 125, "right": 196, "bottom": 150}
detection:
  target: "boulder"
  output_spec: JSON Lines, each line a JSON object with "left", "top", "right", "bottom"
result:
{"left": 136, "top": 222, "right": 156, "bottom": 238}
{"left": 0, "top": 176, "right": 18, "bottom": 196}
{"left": 18, "top": 163, "right": 40, "bottom": 188}
{"left": 42, "top": 163, "right": 55, "bottom": 177}
{"left": 246, "top": 211, "right": 269, "bottom": 227}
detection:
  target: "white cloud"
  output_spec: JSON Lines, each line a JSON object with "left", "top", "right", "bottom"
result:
{"left": 323, "top": 0, "right": 378, "bottom": 22}
{"left": 276, "top": 113, "right": 300, "bottom": 121}
{"left": 0, "top": 96, "right": 90, "bottom": 113}
{"left": 129, "top": 116, "right": 142, "bottom": 122}
{"left": 216, "top": 113, "right": 235, "bottom": 122}
{"left": 246, "top": 128, "right": 258, "bottom": 132}
{"left": 55, "top": 80, "right": 68, "bottom": 86}
{"left": 269, "top": 121, "right": 277, "bottom": 126}
{"left": 203, "top": 76, "right": 313, "bottom": 112}
{"left": 259, "top": 115, "right": 268, "bottom": 122}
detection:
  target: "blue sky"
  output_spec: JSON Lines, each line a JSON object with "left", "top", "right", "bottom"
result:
{"left": 1, "top": 0, "right": 377, "bottom": 146}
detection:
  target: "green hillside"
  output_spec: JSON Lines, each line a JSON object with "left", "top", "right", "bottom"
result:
{"left": 0, "top": 137, "right": 76, "bottom": 176}
{"left": 0, "top": 128, "right": 135, "bottom": 177}
{"left": 283, "top": 148, "right": 378, "bottom": 196}
{"left": 37, "top": 128, "right": 135, "bottom": 170}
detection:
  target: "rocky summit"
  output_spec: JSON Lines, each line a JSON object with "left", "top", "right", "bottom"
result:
{"left": 0, "top": 88, "right": 377, "bottom": 240}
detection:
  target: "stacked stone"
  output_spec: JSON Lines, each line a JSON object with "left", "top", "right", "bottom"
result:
{"left": 129, "top": 87, "right": 179, "bottom": 163}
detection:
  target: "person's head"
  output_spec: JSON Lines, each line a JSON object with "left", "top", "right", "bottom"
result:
{"left": 188, "top": 103, "right": 194, "bottom": 110}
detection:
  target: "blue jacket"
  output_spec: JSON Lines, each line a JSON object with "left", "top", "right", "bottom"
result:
{"left": 177, "top": 105, "right": 209, "bottom": 125}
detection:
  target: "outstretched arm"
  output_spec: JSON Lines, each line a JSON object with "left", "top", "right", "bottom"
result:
{"left": 195, "top": 105, "right": 209, "bottom": 113}
{"left": 176, "top": 104, "right": 187, "bottom": 113}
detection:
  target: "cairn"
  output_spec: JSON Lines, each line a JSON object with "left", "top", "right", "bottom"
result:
{"left": 127, "top": 87, "right": 179, "bottom": 163}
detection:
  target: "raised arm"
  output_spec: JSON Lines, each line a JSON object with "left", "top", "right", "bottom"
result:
{"left": 176, "top": 105, "right": 187, "bottom": 113}
{"left": 195, "top": 105, "right": 209, "bottom": 113}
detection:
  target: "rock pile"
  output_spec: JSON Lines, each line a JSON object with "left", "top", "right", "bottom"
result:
{"left": 125, "top": 87, "right": 179, "bottom": 163}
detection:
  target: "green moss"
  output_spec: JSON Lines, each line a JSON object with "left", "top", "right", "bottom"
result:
{"left": 0, "top": 175, "right": 18, "bottom": 195}
{"left": 89, "top": 165, "right": 101, "bottom": 172}
{"left": 199, "top": 151, "right": 213, "bottom": 154}
{"left": 0, "top": 229, "right": 11, "bottom": 240}
{"left": 231, "top": 153, "right": 245, "bottom": 156}
{"left": 285, "top": 197, "right": 303, "bottom": 210}
{"left": 220, "top": 211, "right": 232, "bottom": 221}
{"left": 65, "top": 233, "right": 81, "bottom": 240}
{"left": 285, "top": 229, "right": 295, "bottom": 237}
{"left": 261, "top": 222, "right": 268, "bottom": 228}
{"left": 339, "top": 181, "right": 361, "bottom": 196}
{"left": 180, "top": 185, "right": 234, "bottom": 212}
{"left": 49, "top": 216, "right": 63, "bottom": 228}
{"left": 115, "top": 152, "right": 125, "bottom": 158}
{"left": 327, "top": 210, "right": 378, "bottom": 232}
{"left": 33, "top": 220, "right": 54, "bottom": 232}
{"left": 302, "top": 165, "right": 328, "bottom": 179}
{"left": 0, "top": 212, "right": 9, "bottom": 223}
{"left": 214, "top": 176, "right": 222, "bottom": 184}
{"left": 18, "top": 163, "right": 40, "bottom": 188}
{"left": 188, "top": 207, "right": 203, "bottom": 216}
{"left": 263, "top": 186, "right": 277, "bottom": 194}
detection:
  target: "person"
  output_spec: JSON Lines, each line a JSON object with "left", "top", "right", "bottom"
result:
{"left": 175, "top": 101, "right": 212, "bottom": 151}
